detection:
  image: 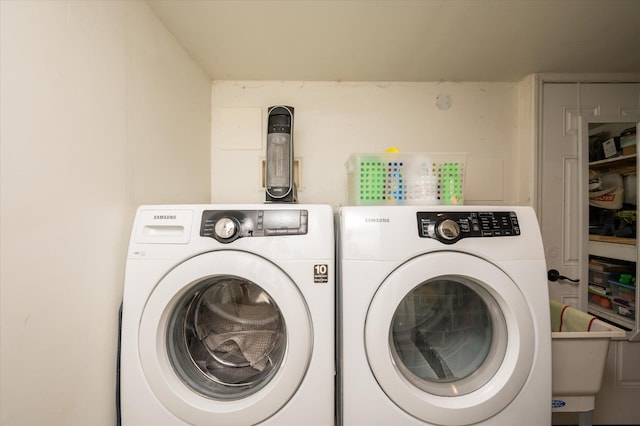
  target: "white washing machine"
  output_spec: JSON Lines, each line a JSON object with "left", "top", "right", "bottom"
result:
{"left": 338, "top": 206, "right": 551, "bottom": 426}
{"left": 119, "top": 204, "right": 334, "bottom": 425}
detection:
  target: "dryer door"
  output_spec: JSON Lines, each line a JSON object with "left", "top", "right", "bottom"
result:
{"left": 138, "top": 251, "right": 312, "bottom": 425}
{"left": 365, "top": 251, "right": 535, "bottom": 426}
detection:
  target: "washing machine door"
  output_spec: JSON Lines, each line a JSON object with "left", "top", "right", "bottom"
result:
{"left": 365, "top": 251, "right": 535, "bottom": 425}
{"left": 138, "top": 251, "right": 312, "bottom": 425}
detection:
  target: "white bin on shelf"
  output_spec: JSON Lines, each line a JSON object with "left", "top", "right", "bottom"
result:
{"left": 346, "top": 152, "right": 467, "bottom": 205}
{"left": 550, "top": 300, "right": 626, "bottom": 426}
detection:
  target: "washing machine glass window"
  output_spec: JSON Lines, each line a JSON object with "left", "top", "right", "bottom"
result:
{"left": 389, "top": 275, "right": 507, "bottom": 397}
{"left": 166, "top": 275, "right": 286, "bottom": 400}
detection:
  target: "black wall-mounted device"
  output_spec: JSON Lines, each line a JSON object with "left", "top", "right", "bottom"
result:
{"left": 265, "top": 105, "right": 296, "bottom": 203}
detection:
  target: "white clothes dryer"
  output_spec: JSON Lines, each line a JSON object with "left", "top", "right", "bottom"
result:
{"left": 120, "top": 204, "right": 334, "bottom": 425}
{"left": 338, "top": 206, "right": 551, "bottom": 426}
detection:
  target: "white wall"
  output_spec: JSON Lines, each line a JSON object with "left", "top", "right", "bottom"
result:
{"left": 211, "top": 80, "right": 535, "bottom": 207}
{"left": 0, "top": 2, "right": 211, "bottom": 425}
{"left": 0, "top": 3, "right": 538, "bottom": 424}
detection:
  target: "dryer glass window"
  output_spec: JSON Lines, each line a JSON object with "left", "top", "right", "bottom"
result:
{"left": 389, "top": 276, "right": 507, "bottom": 397}
{"left": 166, "top": 276, "right": 286, "bottom": 400}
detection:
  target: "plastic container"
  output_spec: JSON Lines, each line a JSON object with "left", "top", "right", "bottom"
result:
{"left": 551, "top": 300, "right": 626, "bottom": 417}
{"left": 588, "top": 269, "right": 619, "bottom": 286}
{"left": 613, "top": 302, "right": 635, "bottom": 319}
{"left": 588, "top": 290, "right": 613, "bottom": 310}
{"left": 609, "top": 280, "right": 636, "bottom": 306}
{"left": 346, "top": 152, "right": 467, "bottom": 205}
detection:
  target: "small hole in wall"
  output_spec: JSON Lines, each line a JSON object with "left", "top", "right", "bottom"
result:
{"left": 261, "top": 158, "right": 302, "bottom": 190}
{"left": 435, "top": 94, "right": 452, "bottom": 110}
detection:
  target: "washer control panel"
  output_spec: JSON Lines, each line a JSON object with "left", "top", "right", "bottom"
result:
{"left": 201, "top": 209, "right": 308, "bottom": 243}
{"left": 417, "top": 211, "right": 520, "bottom": 244}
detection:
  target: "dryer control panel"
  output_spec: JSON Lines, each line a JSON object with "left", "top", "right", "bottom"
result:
{"left": 201, "top": 209, "right": 308, "bottom": 243}
{"left": 417, "top": 211, "right": 520, "bottom": 244}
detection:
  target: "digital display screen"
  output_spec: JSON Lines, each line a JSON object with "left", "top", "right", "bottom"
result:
{"left": 263, "top": 210, "right": 301, "bottom": 230}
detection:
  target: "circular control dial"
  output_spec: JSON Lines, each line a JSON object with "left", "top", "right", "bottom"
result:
{"left": 214, "top": 217, "right": 239, "bottom": 241}
{"left": 435, "top": 218, "right": 461, "bottom": 243}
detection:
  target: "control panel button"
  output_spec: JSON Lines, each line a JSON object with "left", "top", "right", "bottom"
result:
{"left": 436, "top": 219, "right": 461, "bottom": 242}
{"left": 214, "top": 217, "right": 239, "bottom": 241}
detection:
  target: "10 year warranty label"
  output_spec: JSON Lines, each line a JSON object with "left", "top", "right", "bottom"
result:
{"left": 314, "top": 264, "right": 329, "bottom": 283}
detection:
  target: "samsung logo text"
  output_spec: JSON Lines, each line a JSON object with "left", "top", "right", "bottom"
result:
{"left": 154, "top": 215, "right": 177, "bottom": 220}
{"left": 365, "top": 218, "right": 390, "bottom": 223}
